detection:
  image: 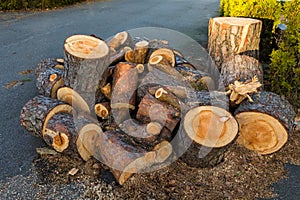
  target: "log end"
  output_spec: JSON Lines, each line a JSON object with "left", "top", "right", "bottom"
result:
{"left": 235, "top": 112, "right": 288, "bottom": 155}
{"left": 64, "top": 35, "right": 109, "bottom": 59}
{"left": 184, "top": 106, "right": 238, "bottom": 148}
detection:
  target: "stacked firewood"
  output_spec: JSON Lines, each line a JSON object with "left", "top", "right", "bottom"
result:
{"left": 20, "top": 17, "right": 296, "bottom": 185}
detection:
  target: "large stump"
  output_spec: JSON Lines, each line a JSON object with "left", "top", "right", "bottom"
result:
{"left": 20, "top": 96, "right": 73, "bottom": 152}
{"left": 63, "top": 34, "right": 110, "bottom": 107}
{"left": 208, "top": 17, "right": 262, "bottom": 69}
{"left": 234, "top": 91, "right": 296, "bottom": 155}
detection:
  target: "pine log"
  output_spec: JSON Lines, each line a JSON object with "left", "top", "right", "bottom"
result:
{"left": 180, "top": 105, "right": 238, "bottom": 168}
{"left": 107, "top": 31, "right": 134, "bottom": 52}
{"left": 88, "top": 130, "right": 169, "bottom": 185}
{"left": 218, "top": 55, "right": 263, "bottom": 89}
{"left": 136, "top": 93, "right": 180, "bottom": 133}
{"left": 111, "top": 62, "right": 138, "bottom": 123}
{"left": 63, "top": 34, "right": 110, "bottom": 107}
{"left": 133, "top": 40, "right": 149, "bottom": 64}
{"left": 119, "top": 119, "right": 162, "bottom": 148}
{"left": 234, "top": 91, "right": 296, "bottom": 155}
{"left": 20, "top": 95, "right": 73, "bottom": 152}
{"left": 208, "top": 17, "right": 262, "bottom": 69}
{"left": 175, "top": 65, "right": 216, "bottom": 90}
{"left": 45, "top": 113, "right": 76, "bottom": 154}
{"left": 35, "top": 58, "right": 65, "bottom": 98}
{"left": 149, "top": 48, "right": 176, "bottom": 67}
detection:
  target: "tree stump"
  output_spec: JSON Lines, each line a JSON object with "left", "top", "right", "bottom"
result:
{"left": 234, "top": 91, "right": 296, "bottom": 155}
{"left": 35, "top": 58, "right": 65, "bottom": 98}
{"left": 20, "top": 96, "right": 73, "bottom": 152}
{"left": 208, "top": 17, "right": 262, "bottom": 70}
{"left": 63, "top": 34, "right": 110, "bottom": 107}
{"left": 218, "top": 55, "right": 263, "bottom": 89}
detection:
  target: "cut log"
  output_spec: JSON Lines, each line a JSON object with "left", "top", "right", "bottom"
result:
{"left": 106, "top": 31, "right": 134, "bottom": 51}
{"left": 133, "top": 40, "right": 149, "bottom": 64}
{"left": 57, "top": 87, "right": 90, "bottom": 114}
{"left": 73, "top": 114, "right": 102, "bottom": 161}
{"left": 234, "top": 91, "right": 296, "bottom": 155}
{"left": 208, "top": 17, "right": 262, "bottom": 69}
{"left": 111, "top": 62, "right": 138, "bottom": 123}
{"left": 136, "top": 93, "right": 180, "bottom": 133}
{"left": 44, "top": 113, "right": 76, "bottom": 153}
{"left": 218, "top": 55, "right": 263, "bottom": 89}
{"left": 149, "top": 48, "right": 176, "bottom": 67}
{"left": 94, "top": 102, "right": 111, "bottom": 119}
{"left": 119, "top": 119, "right": 162, "bottom": 148}
{"left": 63, "top": 34, "right": 110, "bottom": 107}
{"left": 35, "top": 58, "right": 65, "bottom": 98}
{"left": 180, "top": 105, "right": 238, "bottom": 168}
{"left": 175, "top": 65, "right": 216, "bottom": 90}
{"left": 20, "top": 95, "right": 73, "bottom": 151}
{"left": 87, "top": 130, "right": 157, "bottom": 185}
{"left": 154, "top": 87, "right": 181, "bottom": 110}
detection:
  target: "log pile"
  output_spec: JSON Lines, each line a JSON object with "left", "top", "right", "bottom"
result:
{"left": 19, "top": 17, "right": 296, "bottom": 185}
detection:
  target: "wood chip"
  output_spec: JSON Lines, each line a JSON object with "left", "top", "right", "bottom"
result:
{"left": 18, "top": 69, "right": 33, "bottom": 75}
{"left": 4, "top": 80, "right": 23, "bottom": 89}
{"left": 68, "top": 168, "right": 79, "bottom": 176}
{"left": 36, "top": 147, "right": 58, "bottom": 155}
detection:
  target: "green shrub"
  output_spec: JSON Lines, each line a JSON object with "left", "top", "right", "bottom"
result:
{"left": 220, "top": 0, "right": 300, "bottom": 108}
{"left": 269, "top": 0, "right": 300, "bottom": 107}
{"left": 0, "top": 0, "right": 85, "bottom": 10}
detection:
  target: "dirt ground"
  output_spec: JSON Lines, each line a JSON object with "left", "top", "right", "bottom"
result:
{"left": 15, "top": 124, "right": 298, "bottom": 200}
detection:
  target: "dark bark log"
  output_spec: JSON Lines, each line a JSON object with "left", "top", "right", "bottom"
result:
{"left": 175, "top": 65, "right": 216, "bottom": 90}
{"left": 119, "top": 119, "right": 161, "bottom": 148}
{"left": 218, "top": 55, "right": 263, "bottom": 89}
{"left": 234, "top": 91, "right": 296, "bottom": 155}
{"left": 106, "top": 31, "right": 134, "bottom": 52}
{"left": 133, "top": 40, "right": 149, "bottom": 64}
{"left": 35, "top": 58, "right": 65, "bottom": 98}
{"left": 208, "top": 17, "right": 262, "bottom": 70}
{"left": 63, "top": 34, "right": 110, "bottom": 107}
{"left": 136, "top": 93, "right": 180, "bottom": 133}
{"left": 20, "top": 95, "right": 73, "bottom": 151}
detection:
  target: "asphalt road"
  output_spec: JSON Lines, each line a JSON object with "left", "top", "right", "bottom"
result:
{"left": 0, "top": 0, "right": 299, "bottom": 199}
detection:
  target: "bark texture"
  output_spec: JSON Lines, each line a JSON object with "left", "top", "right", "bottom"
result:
{"left": 63, "top": 35, "right": 110, "bottom": 107}
{"left": 35, "top": 58, "right": 65, "bottom": 98}
{"left": 208, "top": 17, "right": 262, "bottom": 70}
{"left": 218, "top": 55, "right": 263, "bottom": 89}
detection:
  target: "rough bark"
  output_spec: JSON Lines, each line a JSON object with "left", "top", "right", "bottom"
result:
{"left": 20, "top": 95, "right": 73, "bottom": 151}
{"left": 133, "top": 40, "right": 149, "bottom": 64}
{"left": 63, "top": 34, "right": 110, "bottom": 107}
{"left": 106, "top": 31, "right": 134, "bottom": 52}
{"left": 208, "top": 17, "right": 262, "bottom": 70}
{"left": 218, "top": 55, "right": 263, "bottom": 89}
{"left": 175, "top": 65, "right": 216, "bottom": 90}
{"left": 234, "top": 91, "right": 296, "bottom": 155}
{"left": 35, "top": 58, "right": 65, "bottom": 98}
